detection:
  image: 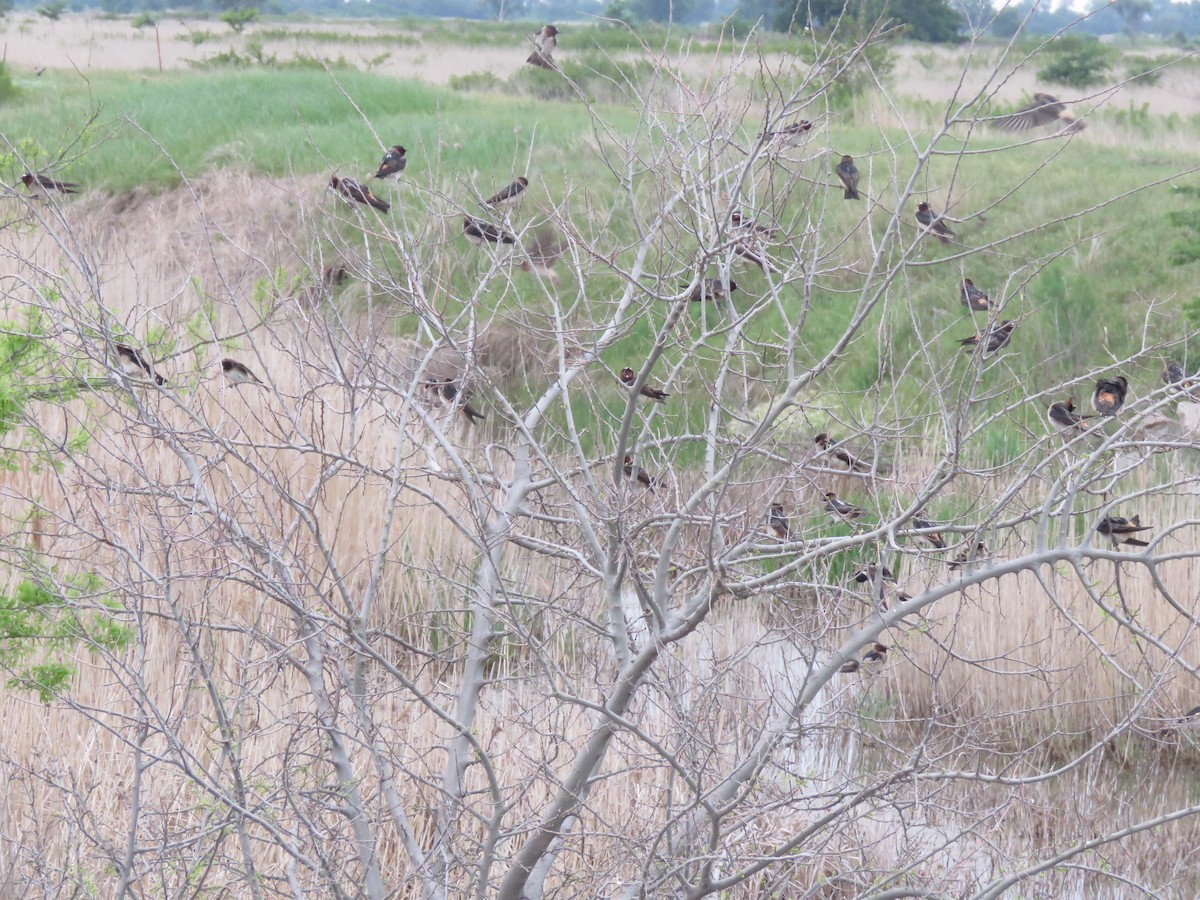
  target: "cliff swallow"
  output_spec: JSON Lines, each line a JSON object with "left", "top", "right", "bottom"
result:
{"left": 768, "top": 503, "right": 791, "bottom": 540}
{"left": 221, "top": 358, "right": 261, "bottom": 386}
{"left": 813, "top": 433, "right": 870, "bottom": 472}
{"left": 823, "top": 491, "right": 863, "bottom": 521}
{"left": 911, "top": 514, "right": 947, "bottom": 549}
{"left": 486, "top": 177, "right": 529, "bottom": 207}
{"left": 429, "top": 378, "right": 485, "bottom": 424}
{"left": 373, "top": 145, "right": 407, "bottom": 179}
{"left": 947, "top": 541, "right": 988, "bottom": 571}
{"left": 1162, "top": 361, "right": 1197, "bottom": 394}
{"left": 1097, "top": 514, "right": 1151, "bottom": 547}
{"left": 115, "top": 344, "right": 165, "bottom": 385}
{"left": 958, "top": 320, "right": 1015, "bottom": 354}
{"left": 518, "top": 226, "right": 565, "bottom": 283}
{"left": 760, "top": 120, "right": 813, "bottom": 143}
{"left": 840, "top": 643, "right": 888, "bottom": 674}
{"left": 1047, "top": 398, "right": 1095, "bottom": 434}
{"left": 20, "top": 172, "right": 79, "bottom": 194}
{"left": 527, "top": 24, "right": 559, "bottom": 69}
{"left": 916, "top": 202, "right": 954, "bottom": 243}
{"left": 960, "top": 278, "right": 991, "bottom": 312}
{"left": 331, "top": 175, "right": 389, "bottom": 212}
{"left": 323, "top": 265, "right": 349, "bottom": 286}
{"left": 623, "top": 455, "right": 660, "bottom": 491}
{"left": 1092, "top": 376, "right": 1129, "bottom": 416}
{"left": 993, "top": 92, "right": 1085, "bottom": 135}
{"left": 836, "top": 155, "right": 860, "bottom": 200}
{"left": 463, "top": 216, "right": 516, "bottom": 246}
{"left": 620, "top": 367, "right": 669, "bottom": 402}
{"left": 729, "top": 212, "right": 779, "bottom": 273}
{"left": 853, "top": 565, "right": 911, "bottom": 605}
{"left": 679, "top": 278, "right": 738, "bottom": 303}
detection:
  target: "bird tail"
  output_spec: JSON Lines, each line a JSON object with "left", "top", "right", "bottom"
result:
{"left": 839, "top": 661, "right": 861, "bottom": 674}
{"left": 527, "top": 52, "right": 555, "bottom": 69}
{"left": 463, "top": 403, "right": 485, "bottom": 424}
{"left": 844, "top": 187, "right": 860, "bottom": 200}
{"left": 1124, "top": 537, "right": 1150, "bottom": 547}
{"left": 369, "top": 196, "right": 391, "bottom": 213}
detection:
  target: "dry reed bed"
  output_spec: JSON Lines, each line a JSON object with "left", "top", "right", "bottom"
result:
{"left": 2, "top": 175, "right": 1200, "bottom": 895}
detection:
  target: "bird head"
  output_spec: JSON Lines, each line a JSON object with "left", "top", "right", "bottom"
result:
{"left": 619, "top": 367, "right": 635, "bottom": 384}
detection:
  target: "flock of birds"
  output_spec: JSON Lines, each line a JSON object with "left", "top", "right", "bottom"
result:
{"left": 17, "top": 41, "right": 1181, "bottom": 684}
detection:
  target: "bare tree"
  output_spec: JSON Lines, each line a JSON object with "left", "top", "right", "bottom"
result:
{"left": 3, "top": 12, "right": 1200, "bottom": 900}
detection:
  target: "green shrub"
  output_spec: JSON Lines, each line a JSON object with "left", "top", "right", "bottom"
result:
{"left": 448, "top": 70, "right": 502, "bottom": 93}
{"left": 1038, "top": 34, "right": 1116, "bottom": 88}
{"left": 36, "top": 0, "right": 67, "bottom": 18}
{"left": 131, "top": 12, "right": 155, "bottom": 28}
{"left": 219, "top": 6, "right": 258, "bottom": 32}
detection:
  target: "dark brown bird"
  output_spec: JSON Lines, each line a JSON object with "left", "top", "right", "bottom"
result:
{"left": 1162, "top": 361, "right": 1197, "bottom": 394}
{"left": 331, "top": 175, "right": 389, "bottom": 212}
{"left": 678, "top": 278, "right": 738, "bottom": 303}
{"left": 911, "top": 514, "right": 947, "bottom": 550}
{"left": 947, "top": 541, "right": 988, "bottom": 571}
{"left": 486, "top": 177, "right": 529, "bottom": 207}
{"left": 623, "top": 455, "right": 660, "bottom": 491}
{"left": 840, "top": 642, "right": 888, "bottom": 674}
{"left": 916, "top": 201, "right": 954, "bottom": 244}
{"left": 620, "top": 367, "right": 669, "bottom": 402}
{"left": 527, "top": 24, "right": 559, "bottom": 69}
{"left": 836, "top": 155, "right": 860, "bottom": 200}
{"left": 373, "top": 145, "right": 407, "bottom": 179}
{"left": 760, "top": 120, "right": 813, "bottom": 143}
{"left": 823, "top": 491, "right": 863, "bottom": 521}
{"left": 429, "top": 378, "right": 485, "bottom": 424}
{"left": 768, "top": 502, "right": 791, "bottom": 540}
{"left": 853, "top": 565, "right": 912, "bottom": 605}
{"left": 21, "top": 172, "right": 79, "bottom": 194}
{"left": 221, "top": 358, "right": 261, "bottom": 386}
{"left": 463, "top": 216, "right": 516, "bottom": 246}
{"left": 958, "top": 320, "right": 1015, "bottom": 354}
{"left": 729, "top": 212, "right": 779, "bottom": 273}
{"left": 1092, "top": 376, "right": 1129, "bottom": 417}
{"left": 813, "top": 433, "right": 870, "bottom": 472}
{"left": 1047, "top": 398, "right": 1095, "bottom": 435}
{"left": 993, "top": 92, "right": 1085, "bottom": 135}
{"left": 115, "top": 344, "right": 165, "bottom": 386}
{"left": 323, "top": 265, "right": 348, "bottom": 286}
{"left": 1098, "top": 514, "right": 1151, "bottom": 548}
{"left": 960, "top": 278, "right": 991, "bottom": 312}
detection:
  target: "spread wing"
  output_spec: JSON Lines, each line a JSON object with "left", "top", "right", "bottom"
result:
{"left": 524, "top": 226, "right": 565, "bottom": 265}
{"left": 993, "top": 93, "right": 1069, "bottom": 131}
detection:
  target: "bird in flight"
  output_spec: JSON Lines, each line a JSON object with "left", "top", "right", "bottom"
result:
{"left": 518, "top": 226, "right": 565, "bottom": 283}
{"left": 116, "top": 344, "right": 165, "bottom": 386}
{"left": 916, "top": 202, "right": 954, "bottom": 244}
{"left": 373, "top": 145, "right": 407, "bottom": 179}
{"left": 527, "top": 24, "right": 559, "bottom": 70}
{"left": 958, "top": 320, "right": 1015, "bottom": 354}
{"left": 331, "top": 175, "right": 389, "bottom": 212}
{"left": 1092, "top": 376, "right": 1129, "bottom": 416}
{"left": 993, "top": 93, "right": 1086, "bottom": 135}
{"left": 840, "top": 643, "right": 888, "bottom": 674}
{"left": 960, "top": 278, "right": 991, "bottom": 312}
{"left": 222, "top": 358, "right": 261, "bottom": 386}
{"left": 486, "top": 177, "right": 529, "bottom": 207}
{"left": 21, "top": 172, "right": 79, "bottom": 195}
{"left": 836, "top": 155, "right": 860, "bottom": 200}
{"left": 620, "top": 367, "right": 669, "bottom": 403}
{"left": 462, "top": 216, "right": 516, "bottom": 246}
{"left": 1098, "top": 514, "right": 1151, "bottom": 547}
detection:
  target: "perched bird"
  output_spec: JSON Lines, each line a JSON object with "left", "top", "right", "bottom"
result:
{"left": 679, "top": 278, "right": 738, "bottom": 304}
{"left": 1047, "top": 398, "right": 1095, "bottom": 434}
{"left": 373, "top": 145, "right": 407, "bottom": 179}
{"left": 760, "top": 120, "right": 813, "bottom": 143}
{"left": 853, "top": 565, "right": 911, "bottom": 605}
{"left": 1162, "top": 361, "right": 1197, "bottom": 394}
{"left": 768, "top": 503, "right": 791, "bottom": 540}
{"left": 813, "top": 433, "right": 870, "bottom": 473}
{"left": 911, "top": 514, "right": 947, "bottom": 550}
{"left": 823, "top": 491, "right": 863, "bottom": 522}
{"left": 463, "top": 216, "right": 516, "bottom": 247}
{"left": 331, "top": 175, "right": 389, "bottom": 213}
{"left": 623, "top": 455, "right": 660, "bottom": 491}
{"left": 840, "top": 643, "right": 888, "bottom": 675}
{"left": 960, "top": 278, "right": 991, "bottom": 312}
{"left": 115, "top": 344, "right": 165, "bottom": 386}
{"left": 486, "top": 177, "right": 529, "bottom": 207}
{"left": 1097, "top": 514, "right": 1151, "bottom": 548}
{"left": 527, "top": 24, "right": 559, "bottom": 70}
{"left": 916, "top": 201, "right": 954, "bottom": 244}
{"left": 993, "top": 92, "right": 1086, "bottom": 135}
{"left": 947, "top": 541, "right": 988, "bottom": 571}
{"left": 1092, "top": 376, "right": 1129, "bottom": 417}
{"left": 958, "top": 320, "right": 1015, "bottom": 354}
{"left": 836, "top": 155, "right": 860, "bottom": 200}
{"left": 221, "top": 358, "right": 261, "bottom": 386}
{"left": 518, "top": 226, "right": 565, "bottom": 283}
{"left": 20, "top": 172, "right": 79, "bottom": 195}
{"left": 429, "top": 378, "right": 485, "bottom": 424}
{"left": 729, "top": 212, "right": 779, "bottom": 273}
{"left": 620, "top": 367, "right": 669, "bottom": 402}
